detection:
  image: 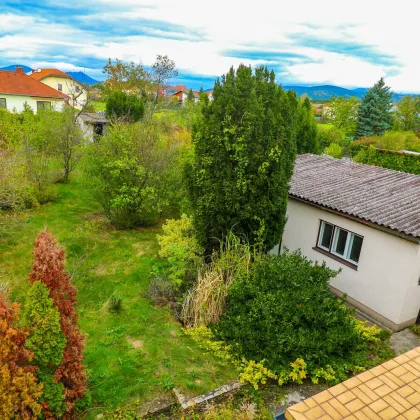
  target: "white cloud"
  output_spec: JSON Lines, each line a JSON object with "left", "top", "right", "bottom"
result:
{"left": 1, "top": 0, "right": 420, "bottom": 91}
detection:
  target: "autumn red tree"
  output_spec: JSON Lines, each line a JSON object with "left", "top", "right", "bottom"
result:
{"left": 29, "top": 229, "right": 87, "bottom": 415}
{"left": 0, "top": 293, "right": 43, "bottom": 418}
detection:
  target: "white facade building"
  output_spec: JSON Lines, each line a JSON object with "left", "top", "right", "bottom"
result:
{"left": 279, "top": 154, "right": 420, "bottom": 331}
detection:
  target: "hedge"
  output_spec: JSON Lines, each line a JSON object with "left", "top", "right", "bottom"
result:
{"left": 354, "top": 146, "right": 420, "bottom": 175}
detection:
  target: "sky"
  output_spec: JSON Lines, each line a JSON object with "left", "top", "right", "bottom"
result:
{"left": 1, "top": 0, "right": 419, "bottom": 92}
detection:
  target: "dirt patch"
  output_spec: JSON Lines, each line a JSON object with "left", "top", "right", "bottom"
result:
{"left": 94, "top": 261, "right": 122, "bottom": 276}
{"left": 127, "top": 336, "right": 144, "bottom": 349}
{"left": 132, "top": 241, "right": 156, "bottom": 257}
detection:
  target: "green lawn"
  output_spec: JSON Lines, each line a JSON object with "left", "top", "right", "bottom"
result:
{"left": 92, "top": 101, "right": 106, "bottom": 112}
{"left": 0, "top": 173, "right": 237, "bottom": 417}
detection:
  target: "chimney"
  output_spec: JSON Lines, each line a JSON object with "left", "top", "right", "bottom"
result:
{"left": 15, "top": 66, "right": 24, "bottom": 73}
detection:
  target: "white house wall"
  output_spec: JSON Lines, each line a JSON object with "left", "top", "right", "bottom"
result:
{"left": 0, "top": 93, "right": 64, "bottom": 113}
{"left": 281, "top": 198, "right": 420, "bottom": 330}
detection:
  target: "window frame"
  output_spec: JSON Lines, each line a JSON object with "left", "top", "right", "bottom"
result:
{"left": 36, "top": 101, "right": 52, "bottom": 111}
{"left": 57, "top": 83, "right": 62, "bottom": 91}
{"left": 315, "top": 220, "right": 363, "bottom": 269}
{"left": 0, "top": 98, "right": 6, "bottom": 109}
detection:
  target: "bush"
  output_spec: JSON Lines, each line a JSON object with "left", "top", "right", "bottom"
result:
{"left": 213, "top": 251, "right": 382, "bottom": 383}
{"left": 108, "top": 294, "right": 123, "bottom": 314}
{"left": 317, "top": 125, "right": 344, "bottom": 150}
{"left": 354, "top": 131, "right": 420, "bottom": 152}
{"left": 324, "top": 143, "right": 342, "bottom": 159}
{"left": 354, "top": 146, "right": 420, "bottom": 175}
{"left": 146, "top": 275, "right": 175, "bottom": 306}
{"left": 157, "top": 214, "right": 203, "bottom": 288}
{"left": 106, "top": 90, "right": 144, "bottom": 122}
{"left": 84, "top": 120, "right": 188, "bottom": 228}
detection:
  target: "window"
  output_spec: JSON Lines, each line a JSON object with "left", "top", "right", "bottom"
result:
{"left": 0, "top": 98, "right": 6, "bottom": 109}
{"left": 57, "top": 83, "right": 62, "bottom": 91}
{"left": 75, "top": 85, "right": 80, "bottom": 93}
{"left": 317, "top": 221, "right": 363, "bottom": 266}
{"left": 37, "top": 101, "right": 51, "bottom": 111}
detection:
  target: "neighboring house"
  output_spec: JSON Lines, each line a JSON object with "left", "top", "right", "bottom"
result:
{"left": 0, "top": 67, "right": 66, "bottom": 113}
{"left": 30, "top": 68, "right": 87, "bottom": 109}
{"left": 278, "top": 154, "right": 420, "bottom": 331}
{"left": 78, "top": 112, "right": 108, "bottom": 142}
{"left": 285, "top": 346, "right": 420, "bottom": 419}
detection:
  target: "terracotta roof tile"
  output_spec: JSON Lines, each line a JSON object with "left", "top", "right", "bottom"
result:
{"left": 290, "top": 154, "right": 420, "bottom": 238}
{"left": 0, "top": 71, "right": 66, "bottom": 99}
{"left": 29, "top": 68, "right": 72, "bottom": 81}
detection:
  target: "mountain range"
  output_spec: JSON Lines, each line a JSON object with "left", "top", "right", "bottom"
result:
{"left": 281, "top": 85, "right": 408, "bottom": 102}
{"left": 0, "top": 65, "right": 99, "bottom": 85}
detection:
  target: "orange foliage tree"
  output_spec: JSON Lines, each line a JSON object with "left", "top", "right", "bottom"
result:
{"left": 0, "top": 293, "right": 43, "bottom": 419}
{"left": 29, "top": 229, "right": 87, "bottom": 415}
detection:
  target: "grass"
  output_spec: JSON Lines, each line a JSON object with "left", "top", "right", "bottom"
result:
{"left": 92, "top": 101, "right": 106, "bottom": 112}
{"left": 0, "top": 172, "right": 238, "bottom": 417}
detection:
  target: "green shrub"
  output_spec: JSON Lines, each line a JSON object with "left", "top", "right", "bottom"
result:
{"left": 106, "top": 90, "right": 144, "bottom": 122}
{"left": 108, "top": 294, "right": 123, "bottom": 314}
{"left": 354, "top": 146, "right": 420, "bottom": 175}
{"left": 84, "top": 120, "right": 188, "bottom": 228}
{"left": 75, "top": 389, "right": 92, "bottom": 415}
{"left": 324, "top": 143, "right": 342, "bottom": 159}
{"left": 317, "top": 125, "right": 344, "bottom": 150}
{"left": 354, "top": 131, "right": 420, "bottom": 152}
{"left": 213, "top": 251, "right": 383, "bottom": 384}
{"left": 37, "top": 370, "right": 65, "bottom": 418}
{"left": 157, "top": 214, "right": 203, "bottom": 288}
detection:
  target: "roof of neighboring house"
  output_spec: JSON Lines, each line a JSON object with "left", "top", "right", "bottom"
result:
{"left": 166, "top": 85, "right": 188, "bottom": 93}
{"left": 291, "top": 154, "right": 420, "bottom": 238}
{"left": 29, "top": 68, "right": 74, "bottom": 82}
{"left": 286, "top": 347, "right": 420, "bottom": 419}
{"left": 79, "top": 112, "right": 108, "bottom": 124}
{"left": 0, "top": 71, "right": 66, "bottom": 99}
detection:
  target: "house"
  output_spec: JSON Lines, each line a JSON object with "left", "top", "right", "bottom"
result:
{"left": 30, "top": 68, "right": 87, "bottom": 109}
{"left": 279, "top": 154, "right": 420, "bottom": 331}
{"left": 0, "top": 67, "right": 66, "bottom": 113}
{"left": 78, "top": 112, "right": 108, "bottom": 142}
{"left": 285, "top": 346, "right": 420, "bottom": 419}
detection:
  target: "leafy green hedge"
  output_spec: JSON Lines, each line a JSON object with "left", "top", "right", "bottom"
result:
{"left": 354, "top": 146, "right": 420, "bottom": 175}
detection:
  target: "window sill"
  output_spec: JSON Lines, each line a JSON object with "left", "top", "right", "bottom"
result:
{"left": 312, "top": 246, "right": 358, "bottom": 271}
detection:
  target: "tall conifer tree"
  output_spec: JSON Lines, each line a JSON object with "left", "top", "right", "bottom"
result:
{"left": 296, "top": 97, "right": 319, "bottom": 154}
{"left": 356, "top": 78, "right": 393, "bottom": 138}
{"left": 187, "top": 65, "right": 298, "bottom": 253}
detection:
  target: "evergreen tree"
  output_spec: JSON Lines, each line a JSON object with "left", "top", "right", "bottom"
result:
{"left": 296, "top": 97, "right": 319, "bottom": 154}
{"left": 0, "top": 293, "right": 43, "bottom": 418}
{"left": 30, "top": 230, "right": 87, "bottom": 415}
{"left": 198, "top": 87, "right": 209, "bottom": 105}
{"left": 105, "top": 89, "right": 144, "bottom": 122}
{"left": 186, "top": 89, "right": 195, "bottom": 102}
{"left": 186, "top": 65, "right": 298, "bottom": 253}
{"left": 355, "top": 78, "right": 393, "bottom": 138}
{"left": 24, "top": 281, "right": 66, "bottom": 418}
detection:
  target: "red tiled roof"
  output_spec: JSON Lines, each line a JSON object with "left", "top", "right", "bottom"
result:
{"left": 291, "top": 154, "right": 420, "bottom": 238}
{"left": 0, "top": 71, "right": 66, "bottom": 99}
{"left": 166, "top": 85, "right": 188, "bottom": 93}
{"left": 29, "top": 68, "right": 72, "bottom": 81}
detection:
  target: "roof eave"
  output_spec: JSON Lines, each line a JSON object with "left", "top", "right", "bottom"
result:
{"left": 289, "top": 195, "right": 420, "bottom": 245}
{"left": 0, "top": 91, "right": 65, "bottom": 99}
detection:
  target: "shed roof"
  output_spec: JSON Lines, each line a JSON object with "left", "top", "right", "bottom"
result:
{"left": 290, "top": 154, "right": 420, "bottom": 238}
{"left": 286, "top": 347, "right": 420, "bottom": 419}
{"left": 79, "top": 113, "right": 108, "bottom": 124}
{"left": 0, "top": 71, "right": 66, "bottom": 99}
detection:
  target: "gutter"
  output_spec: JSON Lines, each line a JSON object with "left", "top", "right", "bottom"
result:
{"left": 289, "top": 195, "right": 420, "bottom": 245}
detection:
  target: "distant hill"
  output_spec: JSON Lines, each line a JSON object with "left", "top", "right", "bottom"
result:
{"left": 66, "top": 71, "right": 98, "bottom": 86}
{"left": 0, "top": 64, "right": 32, "bottom": 73}
{"left": 282, "top": 84, "right": 408, "bottom": 102}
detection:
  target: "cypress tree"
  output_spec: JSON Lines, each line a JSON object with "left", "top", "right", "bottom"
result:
{"left": 186, "top": 65, "right": 298, "bottom": 253}
{"left": 187, "top": 89, "right": 195, "bottom": 102}
{"left": 24, "top": 281, "right": 66, "bottom": 418}
{"left": 296, "top": 97, "right": 319, "bottom": 154}
{"left": 355, "top": 78, "right": 393, "bottom": 138}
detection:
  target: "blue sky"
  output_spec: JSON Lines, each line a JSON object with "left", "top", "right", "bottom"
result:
{"left": 1, "top": 0, "right": 418, "bottom": 91}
